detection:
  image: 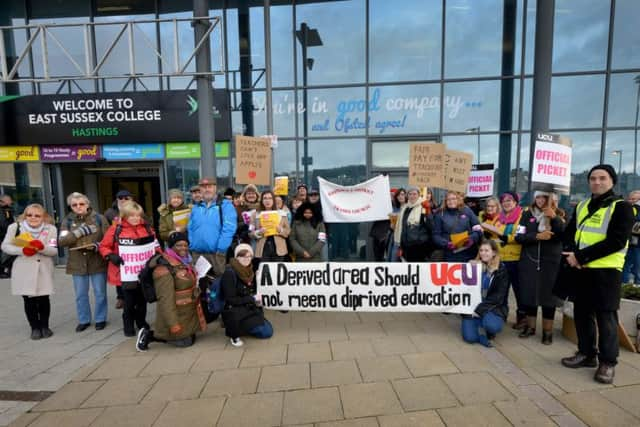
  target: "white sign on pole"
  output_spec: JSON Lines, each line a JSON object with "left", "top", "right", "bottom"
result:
{"left": 257, "top": 262, "right": 482, "bottom": 314}
{"left": 467, "top": 164, "right": 494, "bottom": 197}
{"left": 530, "top": 133, "right": 572, "bottom": 195}
{"left": 318, "top": 175, "right": 393, "bottom": 223}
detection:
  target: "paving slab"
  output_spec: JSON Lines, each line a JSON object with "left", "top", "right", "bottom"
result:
{"left": 31, "top": 380, "right": 105, "bottom": 412}
{"left": 378, "top": 410, "right": 445, "bottom": 427}
{"left": 558, "top": 390, "right": 640, "bottom": 427}
{"left": 401, "top": 352, "right": 459, "bottom": 377}
{"left": 392, "top": 376, "right": 458, "bottom": 411}
{"left": 25, "top": 407, "right": 103, "bottom": 427}
{"left": 316, "top": 418, "right": 378, "bottom": 427}
{"left": 311, "top": 360, "right": 362, "bottom": 387}
{"left": 356, "top": 356, "right": 411, "bottom": 382}
{"left": 200, "top": 367, "right": 260, "bottom": 397}
{"left": 142, "top": 372, "right": 209, "bottom": 402}
{"left": 287, "top": 342, "right": 332, "bottom": 363}
{"left": 345, "top": 322, "right": 387, "bottom": 340}
{"left": 90, "top": 401, "right": 166, "bottom": 427}
{"left": 239, "top": 344, "right": 288, "bottom": 367}
{"left": 258, "top": 363, "right": 310, "bottom": 392}
{"left": 81, "top": 376, "right": 157, "bottom": 408}
{"left": 443, "top": 348, "right": 494, "bottom": 373}
{"left": 340, "top": 382, "right": 403, "bottom": 419}
{"left": 379, "top": 320, "right": 426, "bottom": 336}
{"left": 282, "top": 387, "right": 343, "bottom": 425}
{"left": 189, "top": 349, "right": 243, "bottom": 372}
{"left": 331, "top": 340, "right": 376, "bottom": 360}
{"left": 87, "top": 355, "right": 153, "bottom": 380}
{"left": 216, "top": 391, "right": 283, "bottom": 427}
{"left": 599, "top": 384, "right": 640, "bottom": 418}
{"left": 494, "top": 398, "right": 557, "bottom": 426}
{"left": 139, "top": 352, "right": 198, "bottom": 376}
{"left": 437, "top": 403, "right": 512, "bottom": 427}
{"left": 308, "top": 325, "right": 348, "bottom": 343}
{"left": 153, "top": 397, "right": 226, "bottom": 427}
{"left": 371, "top": 336, "right": 418, "bottom": 356}
{"left": 442, "top": 372, "right": 514, "bottom": 405}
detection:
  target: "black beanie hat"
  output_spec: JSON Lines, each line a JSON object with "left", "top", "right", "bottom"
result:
{"left": 588, "top": 164, "right": 617, "bottom": 185}
{"left": 167, "top": 232, "right": 189, "bottom": 248}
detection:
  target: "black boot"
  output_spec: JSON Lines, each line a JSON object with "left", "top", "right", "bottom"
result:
{"left": 512, "top": 311, "right": 526, "bottom": 330}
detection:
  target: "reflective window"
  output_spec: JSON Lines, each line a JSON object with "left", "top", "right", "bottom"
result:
{"left": 612, "top": 0, "right": 640, "bottom": 70}
{"left": 271, "top": 90, "right": 297, "bottom": 138}
{"left": 549, "top": 75, "right": 605, "bottom": 129}
{"left": 441, "top": 134, "right": 499, "bottom": 167}
{"left": 368, "top": 85, "right": 440, "bottom": 135}
{"left": 369, "top": 0, "right": 441, "bottom": 82}
{"left": 445, "top": 0, "right": 504, "bottom": 78}
{"left": 270, "top": 4, "right": 294, "bottom": 88}
{"left": 605, "top": 130, "right": 639, "bottom": 181}
{"left": 443, "top": 80, "right": 502, "bottom": 133}
{"left": 523, "top": 3, "right": 536, "bottom": 75}
{"left": 608, "top": 73, "right": 640, "bottom": 128}
{"left": 295, "top": 0, "right": 365, "bottom": 85}
{"left": 560, "top": 131, "right": 603, "bottom": 202}
{"left": 166, "top": 159, "right": 200, "bottom": 200}
{"left": 305, "top": 87, "right": 367, "bottom": 137}
{"left": 371, "top": 141, "right": 412, "bottom": 169}
{"left": 552, "top": 0, "right": 610, "bottom": 72}
{"left": 513, "top": 132, "right": 530, "bottom": 193}
{"left": 273, "top": 140, "right": 297, "bottom": 181}
{"left": 520, "top": 77, "right": 533, "bottom": 131}
{"left": 231, "top": 90, "right": 266, "bottom": 137}
{"left": 307, "top": 139, "right": 366, "bottom": 186}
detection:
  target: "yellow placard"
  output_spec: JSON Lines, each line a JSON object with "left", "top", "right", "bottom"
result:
{"left": 0, "top": 146, "right": 40, "bottom": 162}
{"left": 259, "top": 210, "right": 281, "bottom": 237}
{"left": 13, "top": 232, "right": 34, "bottom": 247}
{"left": 274, "top": 176, "right": 289, "bottom": 196}
{"left": 450, "top": 231, "right": 469, "bottom": 248}
{"left": 172, "top": 208, "right": 191, "bottom": 229}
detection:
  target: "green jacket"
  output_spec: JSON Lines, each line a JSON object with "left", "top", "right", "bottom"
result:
{"left": 151, "top": 253, "right": 203, "bottom": 341}
{"left": 158, "top": 203, "right": 190, "bottom": 242}
{"left": 289, "top": 220, "right": 326, "bottom": 262}
{"left": 58, "top": 210, "right": 109, "bottom": 275}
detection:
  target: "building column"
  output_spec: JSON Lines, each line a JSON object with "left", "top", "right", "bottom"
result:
{"left": 498, "top": 0, "right": 517, "bottom": 194}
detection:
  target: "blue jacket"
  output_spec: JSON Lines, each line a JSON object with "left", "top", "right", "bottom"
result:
{"left": 433, "top": 206, "right": 482, "bottom": 261}
{"left": 188, "top": 198, "right": 238, "bottom": 254}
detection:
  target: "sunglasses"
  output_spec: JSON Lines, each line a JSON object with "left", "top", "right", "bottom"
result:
{"left": 71, "top": 202, "right": 87, "bottom": 207}
{"left": 26, "top": 213, "right": 42, "bottom": 218}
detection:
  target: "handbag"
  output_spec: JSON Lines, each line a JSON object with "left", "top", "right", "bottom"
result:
{"left": 404, "top": 222, "right": 430, "bottom": 246}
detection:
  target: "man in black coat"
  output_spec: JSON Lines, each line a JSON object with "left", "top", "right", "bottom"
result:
{"left": 560, "top": 164, "right": 634, "bottom": 384}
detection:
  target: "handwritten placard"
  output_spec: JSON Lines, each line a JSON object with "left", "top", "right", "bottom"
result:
{"left": 235, "top": 135, "right": 272, "bottom": 185}
{"left": 408, "top": 142, "right": 445, "bottom": 188}
{"left": 444, "top": 149, "right": 473, "bottom": 193}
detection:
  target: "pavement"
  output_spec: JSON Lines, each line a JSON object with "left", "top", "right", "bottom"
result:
{"left": 3, "top": 270, "right": 640, "bottom": 426}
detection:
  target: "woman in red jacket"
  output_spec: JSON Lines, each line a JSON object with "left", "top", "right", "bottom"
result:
{"left": 99, "top": 201, "right": 159, "bottom": 337}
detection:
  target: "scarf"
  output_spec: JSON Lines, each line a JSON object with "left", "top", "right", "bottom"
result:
{"left": 499, "top": 205, "right": 522, "bottom": 226}
{"left": 394, "top": 197, "right": 425, "bottom": 244}
{"left": 165, "top": 248, "right": 193, "bottom": 267}
{"left": 20, "top": 220, "right": 45, "bottom": 238}
{"left": 531, "top": 206, "right": 550, "bottom": 232}
{"left": 230, "top": 258, "right": 255, "bottom": 285}
{"left": 482, "top": 212, "right": 498, "bottom": 221}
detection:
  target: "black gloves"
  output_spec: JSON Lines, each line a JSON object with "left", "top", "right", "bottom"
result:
{"left": 106, "top": 253, "right": 124, "bottom": 266}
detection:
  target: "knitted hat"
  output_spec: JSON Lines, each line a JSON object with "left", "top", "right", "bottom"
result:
{"left": 588, "top": 164, "right": 617, "bottom": 185}
{"left": 223, "top": 187, "right": 236, "bottom": 197}
{"left": 234, "top": 243, "right": 254, "bottom": 258}
{"left": 167, "top": 232, "right": 189, "bottom": 248}
{"left": 168, "top": 188, "right": 184, "bottom": 200}
{"left": 406, "top": 186, "right": 420, "bottom": 194}
{"left": 499, "top": 191, "right": 520, "bottom": 203}
{"left": 533, "top": 190, "right": 550, "bottom": 199}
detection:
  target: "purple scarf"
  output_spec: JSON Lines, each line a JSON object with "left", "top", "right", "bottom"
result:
{"left": 499, "top": 205, "right": 522, "bottom": 225}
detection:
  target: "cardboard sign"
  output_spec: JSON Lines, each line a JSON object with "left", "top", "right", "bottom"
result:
{"left": 467, "top": 164, "right": 495, "bottom": 197}
{"left": 530, "top": 133, "right": 572, "bottom": 195}
{"left": 235, "top": 135, "right": 272, "bottom": 185}
{"left": 274, "top": 176, "right": 289, "bottom": 196}
{"left": 257, "top": 262, "right": 481, "bottom": 314}
{"left": 408, "top": 142, "right": 445, "bottom": 188}
{"left": 444, "top": 149, "right": 473, "bottom": 193}
{"left": 258, "top": 211, "right": 281, "bottom": 237}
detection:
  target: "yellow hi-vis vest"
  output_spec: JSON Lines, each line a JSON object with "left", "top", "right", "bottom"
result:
{"left": 575, "top": 198, "right": 627, "bottom": 270}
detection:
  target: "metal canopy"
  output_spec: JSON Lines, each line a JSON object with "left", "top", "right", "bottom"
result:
{"left": 0, "top": 16, "right": 225, "bottom": 83}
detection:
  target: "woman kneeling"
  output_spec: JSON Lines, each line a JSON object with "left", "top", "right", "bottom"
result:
{"left": 461, "top": 239, "right": 509, "bottom": 347}
{"left": 223, "top": 244, "right": 273, "bottom": 347}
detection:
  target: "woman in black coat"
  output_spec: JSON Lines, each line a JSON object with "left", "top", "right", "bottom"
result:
{"left": 222, "top": 243, "right": 273, "bottom": 347}
{"left": 461, "top": 239, "right": 510, "bottom": 347}
{"left": 515, "top": 191, "right": 566, "bottom": 344}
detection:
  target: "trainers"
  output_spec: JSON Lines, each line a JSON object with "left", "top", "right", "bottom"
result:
{"left": 561, "top": 352, "right": 598, "bottom": 369}
{"left": 230, "top": 337, "right": 244, "bottom": 347}
{"left": 594, "top": 363, "right": 615, "bottom": 384}
{"left": 136, "top": 328, "right": 149, "bottom": 352}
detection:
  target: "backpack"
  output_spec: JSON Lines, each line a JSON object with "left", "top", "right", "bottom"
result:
{"left": 137, "top": 254, "right": 175, "bottom": 304}
{"left": 206, "top": 267, "right": 235, "bottom": 315}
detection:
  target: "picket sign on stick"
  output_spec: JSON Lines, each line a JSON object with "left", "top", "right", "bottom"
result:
{"left": 467, "top": 164, "right": 495, "bottom": 197}
{"left": 530, "top": 133, "right": 572, "bottom": 195}
{"left": 408, "top": 142, "right": 445, "bottom": 188}
{"left": 235, "top": 135, "right": 272, "bottom": 185}
{"left": 444, "top": 149, "right": 474, "bottom": 193}
{"left": 257, "top": 262, "right": 481, "bottom": 314}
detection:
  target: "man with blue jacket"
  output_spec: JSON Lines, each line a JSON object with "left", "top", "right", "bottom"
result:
{"left": 188, "top": 177, "right": 237, "bottom": 277}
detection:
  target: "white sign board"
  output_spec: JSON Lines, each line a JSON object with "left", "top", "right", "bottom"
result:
{"left": 318, "top": 175, "right": 393, "bottom": 223}
{"left": 118, "top": 240, "right": 156, "bottom": 282}
{"left": 530, "top": 133, "right": 572, "bottom": 195}
{"left": 467, "top": 165, "right": 494, "bottom": 197}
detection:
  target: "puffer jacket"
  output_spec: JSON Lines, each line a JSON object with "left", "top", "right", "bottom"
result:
{"left": 433, "top": 206, "right": 482, "bottom": 260}
{"left": 58, "top": 209, "right": 109, "bottom": 275}
{"left": 289, "top": 220, "right": 326, "bottom": 262}
{"left": 188, "top": 198, "right": 237, "bottom": 254}
{"left": 158, "top": 203, "right": 190, "bottom": 242}
{"left": 99, "top": 219, "right": 159, "bottom": 286}
{"left": 151, "top": 252, "right": 205, "bottom": 341}
{"left": 474, "top": 263, "right": 510, "bottom": 320}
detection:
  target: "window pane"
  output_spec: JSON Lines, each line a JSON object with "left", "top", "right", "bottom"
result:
{"left": 552, "top": 0, "right": 610, "bottom": 72}
{"left": 612, "top": 0, "right": 640, "bottom": 70}
{"left": 370, "top": 0, "right": 441, "bottom": 82}
{"left": 549, "top": 75, "right": 605, "bottom": 129}
{"left": 305, "top": 87, "right": 367, "bottom": 138}
{"left": 296, "top": 0, "right": 365, "bottom": 85}
{"left": 443, "top": 80, "right": 501, "bottom": 133}
{"left": 271, "top": 90, "right": 297, "bottom": 138}
{"left": 371, "top": 141, "right": 411, "bottom": 169}
{"left": 562, "top": 131, "right": 603, "bottom": 201}
{"left": 369, "top": 85, "right": 440, "bottom": 136}
{"left": 523, "top": 3, "right": 536, "bottom": 75}
{"left": 605, "top": 130, "right": 639, "bottom": 181}
{"left": 307, "top": 139, "right": 366, "bottom": 186}
{"left": 445, "top": 0, "right": 503, "bottom": 78}
{"left": 442, "top": 134, "right": 499, "bottom": 167}
{"left": 270, "top": 4, "right": 294, "bottom": 87}
{"left": 607, "top": 73, "right": 640, "bottom": 128}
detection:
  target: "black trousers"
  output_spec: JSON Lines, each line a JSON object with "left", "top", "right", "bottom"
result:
{"left": 372, "top": 238, "right": 387, "bottom": 262}
{"left": 522, "top": 305, "right": 556, "bottom": 320}
{"left": 574, "top": 302, "right": 619, "bottom": 365}
{"left": 122, "top": 286, "right": 148, "bottom": 333}
{"left": 22, "top": 295, "right": 50, "bottom": 330}
{"left": 116, "top": 285, "right": 124, "bottom": 300}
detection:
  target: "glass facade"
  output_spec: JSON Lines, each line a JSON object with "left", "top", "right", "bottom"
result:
{"left": 1, "top": 0, "right": 640, "bottom": 258}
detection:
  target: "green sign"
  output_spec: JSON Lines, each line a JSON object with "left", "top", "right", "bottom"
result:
{"left": 166, "top": 142, "right": 229, "bottom": 159}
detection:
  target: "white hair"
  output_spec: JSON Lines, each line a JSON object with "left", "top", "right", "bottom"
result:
{"left": 66, "top": 192, "right": 90, "bottom": 207}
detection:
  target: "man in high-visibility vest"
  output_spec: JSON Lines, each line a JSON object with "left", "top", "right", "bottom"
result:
{"left": 561, "top": 164, "right": 634, "bottom": 384}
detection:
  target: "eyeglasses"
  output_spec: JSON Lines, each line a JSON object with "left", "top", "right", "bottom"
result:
{"left": 71, "top": 202, "right": 87, "bottom": 207}
{"left": 26, "top": 213, "right": 42, "bottom": 218}
{"left": 118, "top": 196, "right": 131, "bottom": 200}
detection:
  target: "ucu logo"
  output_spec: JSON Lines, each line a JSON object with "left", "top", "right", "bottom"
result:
{"left": 430, "top": 264, "right": 478, "bottom": 286}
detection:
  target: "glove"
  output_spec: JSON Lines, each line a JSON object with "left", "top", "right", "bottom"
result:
{"left": 106, "top": 253, "right": 124, "bottom": 266}
{"left": 29, "top": 240, "right": 45, "bottom": 251}
{"left": 170, "top": 324, "right": 183, "bottom": 335}
{"left": 499, "top": 235, "right": 508, "bottom": 246}
{"left": 536, "top": 230, "right": 554, "bottom": 241}
{"left": 447, "top": 242, "right": 456, "bottom": 250}
{"left": 72, "top": 224, "right": 97, "bottom": 238}
{"left": 464, "top": 239, "right": 475, "bottom": 249}
{"left": 22, "top": 247, "right": 37, "bottom": 257}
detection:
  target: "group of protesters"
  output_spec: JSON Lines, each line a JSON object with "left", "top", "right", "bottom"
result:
{"left": 1, "top": 163, "right": 639, "bottom": 385}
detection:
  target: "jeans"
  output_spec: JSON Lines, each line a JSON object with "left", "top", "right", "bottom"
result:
{"left": 461, "top": 311, "right": 504, "bottom": 347}
{"left": 248, "top": 319, "right": 273, "bottom": 339}
{"left": 574, "top": 303, "right": 619, "bottom": 365}
{"left": 622, "top": 246, "right": 640, "bottom": 284}
{"left": 72, "top": 273, "right": 107, "bottom": 324}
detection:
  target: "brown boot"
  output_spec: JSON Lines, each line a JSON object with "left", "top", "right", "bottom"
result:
{"left": 542, "top": 319, "right": 553, "bottom": 345}
{"left": 594, "top": 363, "right": 615, "bottom": 384}
{"left": 518, "top": 316, "right": 536, "bottom": 338}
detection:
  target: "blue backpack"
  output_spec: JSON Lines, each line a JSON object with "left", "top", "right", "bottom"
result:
{"left": 206, "top": 267, "right": 235, "bottom": 315}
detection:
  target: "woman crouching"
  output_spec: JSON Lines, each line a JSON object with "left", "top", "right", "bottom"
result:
{"left": 223, "top": 243, "right": 273, "bottom": 347}
{"left": 461, "top": 239, "right": 509, "bottom": 347}
{"left": 136, "top": 233, "right": 206, "bottom": 351}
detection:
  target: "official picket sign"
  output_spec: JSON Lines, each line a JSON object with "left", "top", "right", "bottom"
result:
{"left": 257, "top": 262, "right": 481, "bottom": 314}
{"left": 118, "top": 238, "right": 156, "bottom": 283}
{"left": 530, "top": 133, "right": 572, "bottom": 195}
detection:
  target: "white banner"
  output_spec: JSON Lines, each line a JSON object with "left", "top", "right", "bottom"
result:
{"left": 318, "top": 175, "right": 393, "bottom": 223}
{"left": 257, "top": 262, "right": 482, "bottom": 314}
{"left": 118, "top": 240, "right": 156, "bottom": 282}
{"left": 467, "top": 168, "right": 494, "bottom": 197}
{"left": 530, "top": 133, "right": 572, "bottom": 195}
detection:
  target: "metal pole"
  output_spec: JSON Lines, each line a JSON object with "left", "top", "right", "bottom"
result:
{"left": 301, "top": 24, "right": 309, "bottom": 187}
{"left": 477, "top": 127, "right": 481, "bottom": 162}
{"left": 634, "top": 76, "right": 639, "bottom": 176}
{"left": 193, "top": 0, "right": 216, "bottom": 178}
{"left": 264, "top": 0, "right": 274, "bottom": 186}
